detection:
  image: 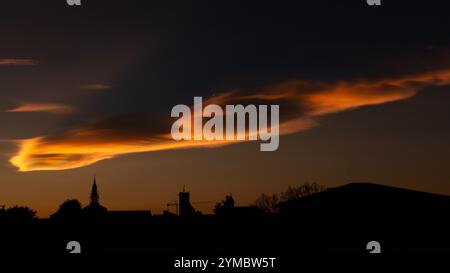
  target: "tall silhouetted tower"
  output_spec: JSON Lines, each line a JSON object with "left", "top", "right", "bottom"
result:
{"left": 90, "top": 176, "right": 99, "bottom": 205}
{"left": 83, "top": 176, "right": 107, "bottom": 218}
{"left": 179, "top": 185, "right": 195, "bottom": 216}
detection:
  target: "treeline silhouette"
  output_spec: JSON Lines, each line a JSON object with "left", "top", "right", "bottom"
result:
{"left": 0, "top": 206, "right": 36, "bottom": 223}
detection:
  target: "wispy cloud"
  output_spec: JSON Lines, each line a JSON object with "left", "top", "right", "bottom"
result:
{"left": 82, "top": 83, "right": 113, "bottom": 90}
{"left": 5, "top": 103, "right": 76, "bottom": 114}
{"left": 0, "top": 58, "right": 37, "bottom": 66}
{"left": 9, "top": 68, "right": 450, "bottom": 172}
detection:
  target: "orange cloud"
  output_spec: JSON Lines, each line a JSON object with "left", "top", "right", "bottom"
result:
{"left": 304, "top": 69, "right": 450, "bottom": 116}
{"left": 5, "top": 103, "right": 76, "bottom": 114}
{"left": 10, "top": 136, "right": 235, "bottom": 172}
{"left": 0, "top": 58, "right": 37, "bottom": 66}
{"left": 9, "top": 68, "right": 450, "bottom": 171}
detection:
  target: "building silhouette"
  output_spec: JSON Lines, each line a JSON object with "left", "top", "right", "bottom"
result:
{"left": 81, "top": 176, "right": 153, "bottom": 221}
{"left": 82, "top": 176, "right": 107, "bottom": 219}
{"left": 276, "top": 182, "right": 450, "bottom": 216}
{"left": 178, "top": 185, "right": 196, "bottom": 217}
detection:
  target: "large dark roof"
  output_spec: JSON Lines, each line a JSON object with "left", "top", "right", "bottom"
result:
{"left": 277, "top": 182, "right": 450, "bottom": 210}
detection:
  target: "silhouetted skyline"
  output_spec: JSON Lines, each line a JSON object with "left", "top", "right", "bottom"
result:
{"left": 1, "top": 180, "right": 450, "bottom": 257}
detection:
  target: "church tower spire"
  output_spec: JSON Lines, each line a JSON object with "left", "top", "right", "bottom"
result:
{"left": 90, "top": 176, "right": 99, "bottom": 205}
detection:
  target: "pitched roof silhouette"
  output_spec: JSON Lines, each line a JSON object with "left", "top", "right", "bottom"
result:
{"left": 277, "top": 182, "right": 450, "bottom": 213}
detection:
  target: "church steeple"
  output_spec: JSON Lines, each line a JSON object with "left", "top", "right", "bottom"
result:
{"left": 90, "top": 176, "right": 99, "bottom": 205}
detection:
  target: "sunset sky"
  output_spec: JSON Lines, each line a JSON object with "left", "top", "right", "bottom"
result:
{"left": 1, "top": 0, "right": 450, "bottom": 217}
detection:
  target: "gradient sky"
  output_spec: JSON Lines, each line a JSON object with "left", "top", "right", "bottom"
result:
{"left": 1, "top": 0, "right": 450, "bottom": 217}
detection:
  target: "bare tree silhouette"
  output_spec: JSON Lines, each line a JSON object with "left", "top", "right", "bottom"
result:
{"left": 254, "top": 182, "right": 327, "bottom": 212}
{"left": 254, "top": 193, "right": 279, "bottom": 213}
{"left": 280, "top": 182, "right": 327, "bottom": 201}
